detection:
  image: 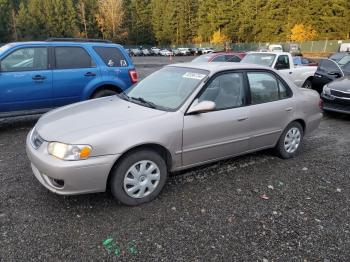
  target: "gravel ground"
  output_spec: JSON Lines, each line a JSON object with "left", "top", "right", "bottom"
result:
{"left": 1, "top": 57, "right": 350, "bottom": 261}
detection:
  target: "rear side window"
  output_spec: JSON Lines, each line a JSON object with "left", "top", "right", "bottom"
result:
{"left": 93, "top": 47, "right": 128, "bottom": 67}
{"left": 247, "top": 72, "right": 291, "bottom": 104}
{"left": 1, "top": 47, "right": 47, "bottom": 72}
{"left": 55, "top": 47, "right": 94, "bottom": 69}
{"left": 226, "top": 55, "right": 241, "bottom": 62}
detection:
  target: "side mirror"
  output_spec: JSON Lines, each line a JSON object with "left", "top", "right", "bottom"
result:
{"left": 328, "top": 71, "right": 342, "bottom": 78}
{"left": 187, "top": 100, "right": 216, "bottom": 115}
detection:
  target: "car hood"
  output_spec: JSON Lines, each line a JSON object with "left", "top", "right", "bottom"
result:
{"left": 328, "top": 76, "right": 350, "bottom": 92}
{"left": 35, "top": 96, "right": 167, "bottom": 142}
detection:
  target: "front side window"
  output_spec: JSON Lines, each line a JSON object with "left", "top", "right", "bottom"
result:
{"left": 126, "top": 67, "right": 208, "bottom": 111}
{"left": 248, "top": 72, "right": 280, "bottom": 104}
{"left": 319, "top": 59, "right": 341, "bottom": 73}
{"left": 1, "top": 47, "right": 47, "bottom": 72}
{"left": 198, "top": 72, "right": 245, "bottom": 110}
{"left": 55, "top": 47, "right": 94, "bottom": 69}
{"left": 94, "top": 47, "right": 128, "bottom": 67}
{"left": 226, "top": 55, "right": 241, "bottom": 62}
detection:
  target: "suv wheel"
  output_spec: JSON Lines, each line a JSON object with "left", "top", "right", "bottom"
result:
{"left": 92, "top": 89, "right": 118, "bottom": 99}
{"left": 274, "top": 122, "right": 304, "bottom": 159}
{"left": 110, "top": 149, "right": 168, "bottom": 206}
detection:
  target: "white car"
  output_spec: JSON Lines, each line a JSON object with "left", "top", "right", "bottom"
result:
{"left": 199, "top": 48, "right": 214, "bottom": 54}
{"left": 241, "top": 52, "right": 317, "bottom": 88}
{"left": 160, "top": 49, "right": 174, "bottom": 56}
{"left": 151, "top": 47, "right": 161, "bottom": 55}
{"left": 178, "top": 48, "right": 191, "bottom": 56}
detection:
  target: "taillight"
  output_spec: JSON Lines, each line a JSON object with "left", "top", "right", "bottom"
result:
{"left": 129, "top": 69, "right": 138, "bottom": 84}
{"left": 319, "top": 99, "right": 323, "bottom": 109}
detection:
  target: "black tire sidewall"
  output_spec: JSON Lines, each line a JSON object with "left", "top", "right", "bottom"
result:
{"left": 275, "top": 122, "right": 304, "bottom": 159}
{"left": 92, "top": 90, "right": 117, "bottom": 99}
{"left": 302, "top": 80, "right": 312, "bottom": 89}
{"left": 110, "top": 150, "right": 168, "bottom": 206}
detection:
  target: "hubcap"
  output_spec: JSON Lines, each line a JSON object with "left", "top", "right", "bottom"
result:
{"left": 284, "top": 127, "right": 301, "bottom": 153}
{"left": 123, "top": 160, "right": 161, "bottom": 199}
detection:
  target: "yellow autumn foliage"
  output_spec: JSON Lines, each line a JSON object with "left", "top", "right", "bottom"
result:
{"left": 211, "top": 30, "right": 230, "bottom": 44}
{"left": 290, "top": 24, "right": 317, "bottom": 42}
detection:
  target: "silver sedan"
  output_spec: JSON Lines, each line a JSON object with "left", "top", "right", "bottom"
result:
{"left": 26, "top": 63, "right": 322, "bottom": 205}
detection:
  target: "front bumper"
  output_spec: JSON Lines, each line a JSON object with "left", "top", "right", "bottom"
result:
{"left": 26, "top": 131, "right": 119, "bottom": 195}
{"left": 321, "top": 94, "right": 350, "bottom": 115}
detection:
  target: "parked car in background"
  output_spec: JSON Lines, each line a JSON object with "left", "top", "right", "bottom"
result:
{"left": 160, "top": 49, "right": 174, "bottom": 56}
{"left": 329, "top": 52, "right": 350, "bottom": 63}
{"left": 312, "top": 57, "right": 350, "bottom": 93}
{"left": 321, "top": 76, "right": 350, "bottom": 114}
{"left": 190, "top": 48, "right": 202, "bottom": 56}
{"left": 268, "top": 44, "right": 283, "bottom": 52}
{"left": 0, "top": 38, "right": 137, "bottom": 118}
{"left": 241, "top": 52, "right": 317, "bottom": 88}
{"left": 199, "top": 47, "right": 214, "bottom": 54}
{"left": 293, "top": 56, "right": 318, "bottom": 67}
{"left": 141, "top": 48, "right": 151, "bottom": 56}
{"left": 191, "top": 52, "right": 246, "bottom": 63}
{"left": 178, "top": 48, "right": 191, "bottom": 56}
{"left": 151, "top": 47, "right": 161, "bottom": 56}
{"left": 130, "top": 48, "right": 142, "bottom": 56}
{"left": 171, "top": 48, "right": 180, "bottom": 56}
{"left": 339, "top": 43, "right": 350, "bottom": 52}
{"left": 287, "top": 43, "right": 301, "bottom": 56}
{"left": 26, "top": 62, "right": 322, "bottom": 205}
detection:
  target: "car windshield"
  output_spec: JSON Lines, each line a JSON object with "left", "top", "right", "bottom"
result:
{"left": 0, "top": 44, "right": 12, "bottom": 56}
{"left": 241, "top": 53, "right": 276, "bottom": 67}
{"left": 338, "top": 55, "right": 350, "bottom": 67}
{"left": 191, "top": 55, "right": 212, "bottom": 63}
{"left": 125, "top": 67, "right": 208, "bottom": 111}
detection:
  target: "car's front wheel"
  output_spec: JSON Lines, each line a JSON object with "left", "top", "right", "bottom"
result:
{"left": 110, "top": 149, "right": 168, "bottom": 206}
{"left": 274, "top": 122, "right": 304, "bottom": 159}
{"left": 92, "top": 89, "right": 118, "bottom": 99}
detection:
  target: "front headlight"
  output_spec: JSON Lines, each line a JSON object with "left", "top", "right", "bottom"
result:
{"left": 323, "top": 85, "right": 331, "bottom": 95}
{"left": 47, "top": 142, "right": 92, "bottom": 161}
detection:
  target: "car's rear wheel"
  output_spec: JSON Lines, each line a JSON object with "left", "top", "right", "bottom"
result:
{"left": 274, "top": 122, "right": 304, "bottom": 159}
{"left": 302, "top": 79, "right": 313, "bottom": 89}
{"left": 92, "top": 89, "right": 118, "bottom": 99}
{"left": 110, "top": 149, "right": 168, "bottom": 206}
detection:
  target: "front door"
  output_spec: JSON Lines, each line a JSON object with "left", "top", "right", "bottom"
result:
{"left": 0, "top": 46, "right": 52, "bottom": 113}
{"left": 182, "top": 72, "right": 250, "bottom": 167}
{"left": 313, "top": 59, "right": 343, "bottom": 92}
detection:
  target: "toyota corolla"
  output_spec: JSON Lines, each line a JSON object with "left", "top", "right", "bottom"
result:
{"left": 26, "top": 63, "right": 322, "bottom": 206}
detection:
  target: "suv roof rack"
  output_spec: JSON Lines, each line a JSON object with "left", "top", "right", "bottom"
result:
{"left": 46, "top": 38, "right": 112, "bottom": 43}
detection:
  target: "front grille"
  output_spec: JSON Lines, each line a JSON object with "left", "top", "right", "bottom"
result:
{"left": 330, "top": 89, "right": 350, "bottom": 99}
{"left": 323, "top": 102, "right": 350, "bottom": 113}
{"left": 31, "top": 130, "right": 44, "bottom": 149}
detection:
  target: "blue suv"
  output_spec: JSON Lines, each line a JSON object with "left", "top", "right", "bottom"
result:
{"left": 0, "top": 38, "right": 137, "bottom": 118}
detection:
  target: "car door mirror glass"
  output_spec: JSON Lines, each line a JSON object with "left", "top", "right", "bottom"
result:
{"left": 187, "top": 100, "right": 216, "bottom": 115}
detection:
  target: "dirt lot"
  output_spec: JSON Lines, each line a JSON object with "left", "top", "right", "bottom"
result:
{"left": 1, "top": 57, "right": 350, "bottom": 261}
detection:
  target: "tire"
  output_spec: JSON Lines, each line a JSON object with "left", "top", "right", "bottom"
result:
{"left": 302, "top": 79, "right": 313, "bottom": 89}
{"left": 92, "top": 89, "right": 118, "bottom": 99}
{"left": 110, "top": 149, "right": 168, "bottom": 206}
{"left": 274, "top": 121, "right": 304, "bottom": 159}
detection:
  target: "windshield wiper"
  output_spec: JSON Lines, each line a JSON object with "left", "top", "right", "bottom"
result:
{"left": 129, "top": 97, "right": 157, "bottom": 109}
{"left": 117, "top": 92, "right": 130, "bottom": 101}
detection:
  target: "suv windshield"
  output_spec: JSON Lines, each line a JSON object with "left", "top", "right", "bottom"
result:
{"left": 191, "top": 55, "right": 212, "bottom": 63}
{"left": 241, "top": 53, "right": 276, "bottom": 67}
{"left": 125, "top": 67, "right": 208, "bottom": 111}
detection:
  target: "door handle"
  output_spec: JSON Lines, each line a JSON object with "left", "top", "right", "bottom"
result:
{"left": 289, "top": 71, "right": 293, "bottom": 74}
{"left": 84, "top": 72, "right": 96, "bottom": 77}
{"left": 237, "top": 117, "right": 248, "bottom": 122}
{"left": 285, "top": 107, "right": 293, "bottom": 112}
{"left": 32, "top": 75, "right": 46, "bottom": 81}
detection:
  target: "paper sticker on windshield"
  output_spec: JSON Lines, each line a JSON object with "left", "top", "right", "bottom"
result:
{"left": 261, "top": 56, "right": 273, "bottom": 60}
{"left": 183, "top": 72, "right": 206, "bottom": 80}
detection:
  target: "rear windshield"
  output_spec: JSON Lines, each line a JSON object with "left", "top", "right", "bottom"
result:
{"left": 93, "top": 47, "right": 128, "bottom": 67}
{"left": 191, "top": 55, "right": 212, "bottom": 63}
{"left": 241, "top": 53, "right": 276, "bottom": 67}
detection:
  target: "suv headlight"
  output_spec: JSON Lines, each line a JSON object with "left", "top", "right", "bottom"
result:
{"left": 47, "top": 142, "right": 92, "bottom": 161}
{"left": 323, "top": 85, "right": 331, "bottom": 96}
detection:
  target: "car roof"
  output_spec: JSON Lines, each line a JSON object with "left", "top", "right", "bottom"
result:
{"left": 247, "top": 51, "right": 290, "bottom": 55}
{"left": 5, "top": 41, "right": 122, "bottom": 48}
{"left": 167, "top": 62, "right": 272, "bottom": 74}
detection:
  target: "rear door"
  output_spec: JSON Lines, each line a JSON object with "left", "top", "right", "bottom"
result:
{"left": 182, "top": 72, "right": 250, "bottom": 166}
{"left": 0, "top": 46, "right": 52, "bottom": 113}
{"left": 52, "top": 46, "right": 100, "bottom": 107}
{"left": 246, "top": 71, "right": 294, "bottom": 150}
{"left": 93, "top": 46, "right": 132, "bottom": 88}
{"left": 313, "top": 59, "right": 343, "bottom": 92}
